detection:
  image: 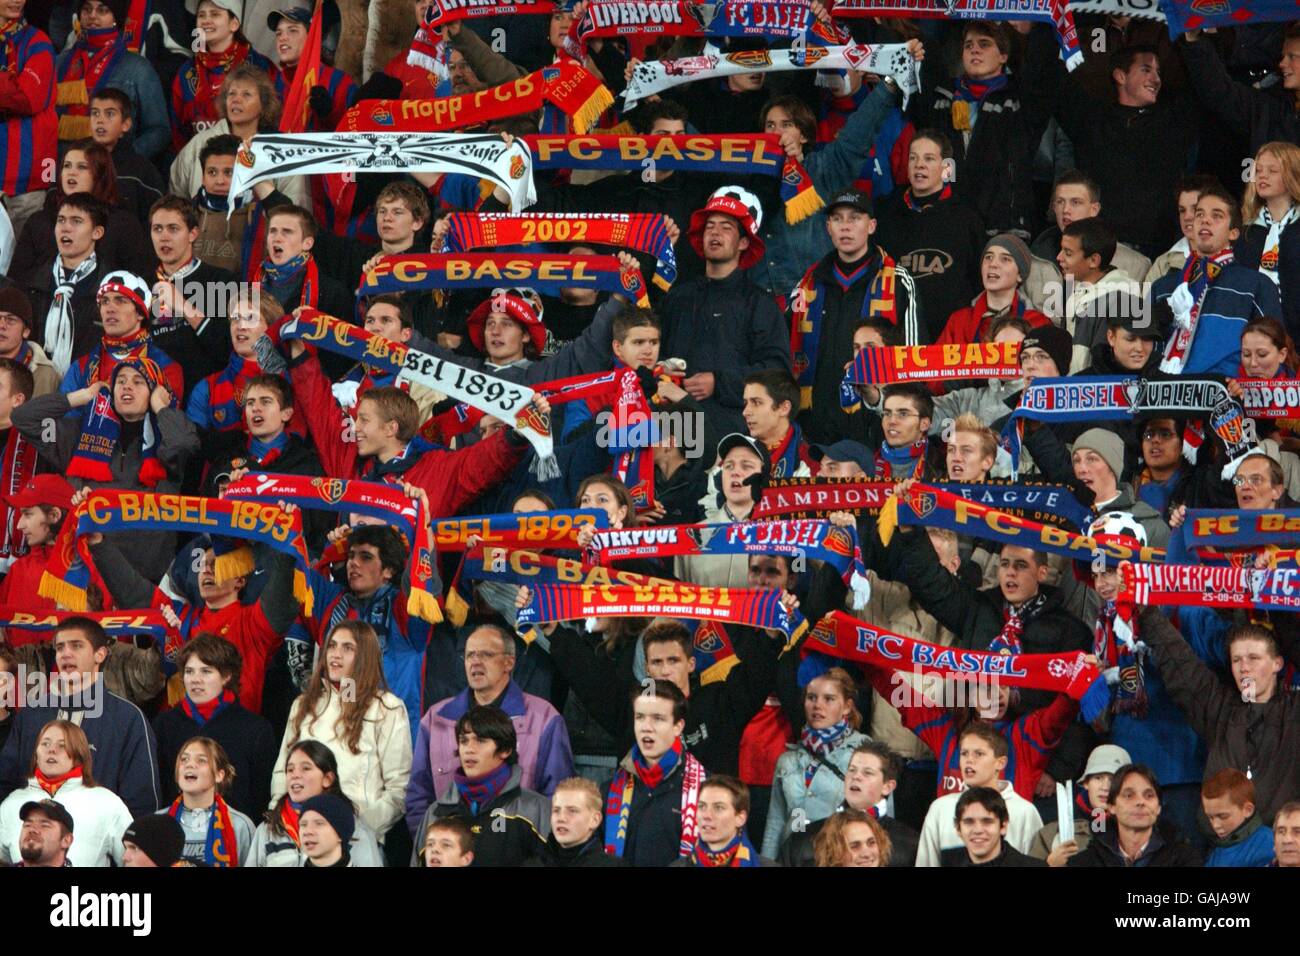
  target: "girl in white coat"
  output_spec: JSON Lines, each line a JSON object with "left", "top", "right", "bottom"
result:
{"left": 0, "top": 720, "right": 132, "bottom": 867}
{"left": 270, "top": 622, "right": 411, "bottom": 841}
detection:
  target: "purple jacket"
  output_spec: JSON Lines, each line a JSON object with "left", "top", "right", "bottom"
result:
{"left": 404, "top": 681, "right": 574, "bottom": 835}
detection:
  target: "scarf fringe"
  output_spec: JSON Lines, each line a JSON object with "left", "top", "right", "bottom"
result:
{"left": 38, "top": 572, "right": 91, "bottom": 612}
{"left": 57, "top": 79, "right": 89, "bottom": 107}
{"left": 406, "top": 587, "right": 444, "bottom": 625}
{"left": 570, "top": 83, "right": 613, "bottom": 135}
{"left": 783, "top": 179, "right": 824, "bottom": 225}
{"left": 212, "top": 544, "right": 256, "bottom": 584}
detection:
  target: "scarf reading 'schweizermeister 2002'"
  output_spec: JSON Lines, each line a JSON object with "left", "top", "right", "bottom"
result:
{"left": 39, "top": 490, "right": 313, "bottom": 615}
{"left": 584, "top": 520, "right": 872, "bottom": 608}
{"left": 279, "top": 309, "right": 560, "bottom": 478}
{"left": 222, "top": 473, "right": 441, "bottom": 624}
{"left": 517, "top": 582, "right": 808, "bottom": 646}
{"left": 1002, "top": 375, "right": 1256, "bottom": 479}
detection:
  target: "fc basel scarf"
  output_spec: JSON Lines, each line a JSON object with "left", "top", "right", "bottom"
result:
{"left": 168, "top": 794, "right": 239, "bottom": 867}
{"left": 358, "top": 252, "right": 650, "bottom": 307}
{"left": 524, "top": 134, "right": 821, "bottom": 225}
{"left": 1159, "top": 0, "right": 1300, "bottom": 38}
{"left": 280, "top": 309, "right": 559, "bottom": 477}
{"left": 40, "top": 491, "right": 313, "bottom": 616}
{"left": 420, "top": 0, "right": 558, "bottom": 27}
{"left": 846, "top": 342, "right": 1020, "bottom": 387}
{"left": 585, "top": 520, "right": 872, "bottom": 608}
{"left": 230, "top": 131, "right": 537, "bottom": 216}
{"left": 1121, "top": 561, "right": 1300, "bottom": 614}
{"left": 929, "top": 481, "right": 1093, "bottom": 532}
{"left": 831, "top": 0, "right": 1083, "bottom": 69}
{"left": 516, "top": 582, "right": 809, "bottom": 646}
{"left": 341, "top": 63, "right": 613, "bottom": 135}
{"left": 223, "top": 474, "right": 442, "bottom": 624}
{"left": 432, "top": 509, "right": 608, "bottom": 551}
{"left": 1003, "top": 375, "right": 1256, "bottom": 479}
{"left": 0, "top": 607, "right": 172, "bottom": 642}
{"left": 440, "top": 212, "right": 678, "bottom": 291}
{"left": 879, "top": 483, "right": 1165, "bottom": 569}
{"left": 753, "top": 477, "right": 895, "bottom": 518}
{"left": 804, "top": 610, "right": 1108, "bottom": 720}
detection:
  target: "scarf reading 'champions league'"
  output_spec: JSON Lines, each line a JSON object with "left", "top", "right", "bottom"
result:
{"left": 524, "top": 134, "right": 821, "bottom": 225}
{"left": 223, "top": 473, "right": 441, "bottom": 624}
{"left": 517, "top": 582, "right": 809, "bottom": 646}
{"left": 878, "top": 483, "right": 1166, "bottom": 569}
{"left": 440, "top": 212, "right": 679, "bottom": 291}
{"left": 805, "top": 610, "right": 1109, "bottom": 722}
{"left": 357, "top": 252, "right": 650, "bottom": 307}
{"left": 40, "top": 491, "right": 312, "bottom": 615}
{"left": 279, "top": 309, "right": 559, "bottom": 478}
{"left": 585, "top": 520, "right": 872, "bottom": 608}
{"left": 1003, "top": 375, "right": 1256, "bottom": 479}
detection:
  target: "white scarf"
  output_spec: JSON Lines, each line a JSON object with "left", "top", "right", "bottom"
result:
{"left": 623, "top": 42, "right": 921, "bottom": 109}
{"left": 45, "top": 254, "right": 98, "bottom": 377}
{"left": 1253, "top": 203, "right": 1298, "bottom": 286}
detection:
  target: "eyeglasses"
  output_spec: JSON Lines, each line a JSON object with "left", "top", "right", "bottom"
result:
{"left": 1142, "top": 428, "right": 1176, "bottom": 442}
{"left": 881, "top": 408, "right": 919, "bottom": 420}
{"left": 464, "top": 650, "right": 503, "bottom": 662}
{"left": 1232, "top": 473, "right": 1273, "bottom": 488}
{"left": 1019, "top": 349, "right": 1051, "bottom": 365}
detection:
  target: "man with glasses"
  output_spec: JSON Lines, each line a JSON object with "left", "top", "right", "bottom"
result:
{"left": 0, "top": 287, "right": 57, "bottom": 397}
{"left": 406, "top": 623, "right": 574, "bottom": 835}
{"left": 1133, "top": 417, "right": 1186, "bottom": 519}
{"left": 874, "top": 384, "right": 936, "bottom": 480}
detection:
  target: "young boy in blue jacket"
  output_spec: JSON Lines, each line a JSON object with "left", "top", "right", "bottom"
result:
{"left": 1202, "top": 768, "right": 1275, "bottom": 867}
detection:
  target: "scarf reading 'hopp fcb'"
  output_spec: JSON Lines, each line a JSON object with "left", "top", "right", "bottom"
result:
{"left": 878, "top": 483, "right": 1165, "bottom": 569}
{"left": 357, "top": 253, "right": 650, "bottom": 307}
{"left": 39, "top": 490, "right": 312, "bottom": 615}
{"left": 342, "top": 63, "right": 613, "bottom": 135}
{"left": 606, "top": 736, "right": 705, "bottom": 859}
{"left": 1003, "top": 375, "right": 1256, "bottom": 479}
{"left": 752, "top": 477, "right": 896, "bottom": 519}
{"left": 844, "top": 341, "right": 1021, "bottom": 388}
{"left": 791, "top": 249, "right": 902, "bottom": 410}
{"left": 623, "top": 42, "right": 921, "bottom": 110}
{"left": 440, "top": 212, "right": 678, "bottom": 290}
{"left": 230, "top": 131, "right": 537, "bottom": 218}
{"left": 279, "top": 309, "right": 560, "bottom": 477}
{"left": 524, "top": 134, "right": 821, "bottom": 225}
{"left": 1120, "top": 561, "right": 1300, "bottom": 614}
{"left": 585, "top": 520, "right": 872, "bottom": 608}
{"left": 169, "top": 794, "right": 239, "bottom": 867}
{"left": 223, "top": 473, "right": 442, "bottom": 624}
{"left": 831, "top": 0, "right": 1082, "bottom": 68}
{"left": 517, "top": 582, "right": 809, "bottom": 646}
{"left": 804, "top": 609, "right": 1109, "bottom": 721}
{"left": 0, "top": 607, "right": 172, "bottom": 642}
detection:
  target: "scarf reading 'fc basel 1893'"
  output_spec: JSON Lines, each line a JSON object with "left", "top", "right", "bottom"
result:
{"left": 40, "top": 490, "right": 313, "bottom": 615}
{"left": 605, "top": 736, "right": 705, "bottom": 859}
{"left": 440, "top": 212, "right": 679, "bottom": 291}
{"left": 583, "top": 520, "right": 872, "bottom": 608}
{"left": 524, "top": 134, "right": 822, "bottom": 225}
{"left": 223, "top": 474, "right": 442, "bottom": 624}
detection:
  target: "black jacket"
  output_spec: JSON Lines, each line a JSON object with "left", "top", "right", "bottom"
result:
{"left": 656, "top": 268, "right": 793, "bottom": 435}
{"left": 546, "top": 623, "right": 784, "bottom": 777}
{"left": 149, "top": 261, "right": 238, "bottom": 401}
{"left": 425, "top": 768, "right": 548, "bottom": 868}
{"left": 11, "top": 192, "right": 156, "bottom": 285}
{"left": 1234, "top": 217, "right": 1300, "bottom": 338}
{"left": 21, "top": 255, "right": 113, "bottom": 365}
{"left": 153, "top": 700, "right": 277, "bottom": 820}
{"left": 1068, "top": 815, "right": 1203, "bottom": 867}
{"left": 1181, "top": 35, "right": 1300, "bottom": 157}
{"left": 942, "top": 843, "right": 1048, "bottom": 867}
{"left": 910, "top": 24, "right": 1058, "bottom": 234}
{"left": 876, "top": 190, "right": 986, "bottom": 343}
{"left": 780, "top": 810, "right": 919, "bottom": 867}
{"left": 111, "top": 139, "right": 166, "bottom": 226}
{"left": 521, "top": 832, "right": 626, "bottom": 867}
{"left": 793, "top": 247, "right": 920, "bottom": 445}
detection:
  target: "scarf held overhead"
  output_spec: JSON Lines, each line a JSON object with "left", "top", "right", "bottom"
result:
{"left": 432, "top": 509, "right": 608, "bottom": 551}
{"left": 845, "top": 341, "right": 1020, "bottom": 386}
{"left": 440, "top": 212, "right": 678, "bottom": 290}
{"left": 752, "top": 477, "right": 895, "bottom": 518}
{"left": 1121, "top": 561, "right": 1300, "bottom": 613}
{"left": 525, "top": 133, "right": 820, "bottom": 224}
{"left": 229, "top": 131, "right": 537, "bottom": 215}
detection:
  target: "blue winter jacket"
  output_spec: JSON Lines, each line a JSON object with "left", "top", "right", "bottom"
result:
{"left": 1151, "top": 262, "right": 1281, "bottom": 377}
{"left": 1205, "top": 817, "right": 1275, "bottom": 868}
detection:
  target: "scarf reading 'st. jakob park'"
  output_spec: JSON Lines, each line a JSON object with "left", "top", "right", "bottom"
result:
{"left": 878, "top": 483, "right": 1166, "bottom": 569}
{"left": 583, "top": 520, "right": 872, "bottom": 608}
{"left": 223, "top": 473, "right": 441, "bottom": 624}
{"left": 440, "top": 212, "right": 678, "bottom": 291}
{"left": 280, "top": 309, "right": 560, "bottom": 478}
{"left": 516, "top": 582, "right": 809, "bottom": 646}
{"left": 1002, "top": 375, "right": 1256, "bottom": 479}
{"left": 523, "top": 134, "right": 821, "bottom": 224}
{"left": 341, "top": 63, "right": 613, "bottom": 135}
{"left": 40, "top": 490, "right": 313, "bottom": 615}
{"left": 357, "top": 252, "right": 650, "bottom": 307}
{"left": 622, "top": 42, "right": 921, "bottom": 109}
{"left": 229, "top": 131, "right": 537, "bottom": 214}
{"left": 804, "top": 609, "right": 1109, "bottom": 720}
{"left": 844, "top": 341, "right": 1020, "bottom": 387}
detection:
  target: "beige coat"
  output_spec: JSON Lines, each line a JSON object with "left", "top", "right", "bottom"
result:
{"left": 170, "top": 121, "right": 309, "bottom": 210}
{"left": 271, "top": 686, "right": 413, "bottom": 839}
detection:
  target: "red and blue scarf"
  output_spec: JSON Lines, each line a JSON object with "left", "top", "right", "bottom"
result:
{"left": 605, "top": 737, "right": 705, "bottom": 858}
{"left": 206, "top": 354, "right": 261, "bottom": 433}
{"left": 692, "top": 830, "right": 759, "bottom": 867}
{"left": 453, "top": 762, "right": 512, "bottom": 815}
{"left": 950, "top": 74, "right": 1008, "bottom": 132}
{"left": 180, "top": 688, "right": 236, "bottom": 727}
{"left": 873, "top": 437, "right": 927, "bottom": 480}
{"left": 769, "top": 422, "right": 812, "bottom": 479}
{"left": 903, "top": 183, "right": 953, "bottom": 211}
{"left": 67, "top": 357, "right": 172, "bottom": 488}
{"left": 259, "top": 252, "right": 318, "bottom": 310}
{"left": 169, "top": 793, "right": 239, "bottom": 867}
{"left": 1094, "top": 601, "right": 1147, "bottom": 718}
{"left": 801, "top": 719, "right": 851, "bottom": 789}
{"left": 56, "top": 26, "right": 126, "bottom": 140}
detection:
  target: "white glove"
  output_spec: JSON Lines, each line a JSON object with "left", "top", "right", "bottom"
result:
{"left": 1169, "top": 282, "right": 1195, "bottom": 329}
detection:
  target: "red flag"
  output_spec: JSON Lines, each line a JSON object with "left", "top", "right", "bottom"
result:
{"left": 123, "top": 0, "right": 149, "bottom": 52}
{"left": 280, "top": 0, "right": 324, "bottom": 133}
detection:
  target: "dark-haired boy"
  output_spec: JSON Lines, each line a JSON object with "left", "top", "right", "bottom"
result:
{"left": 192, "top": 135, "right": 291, "bottom": 275}
{"left": 89, "top": 88, "right": 164, "bottom": 223}
{"left": 941, "top": 786, "right": 1047, "bottom": 867}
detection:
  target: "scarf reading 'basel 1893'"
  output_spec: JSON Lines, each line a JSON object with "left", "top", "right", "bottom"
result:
{"left": 605, "top": 736, "right": 705, "bottom": 859}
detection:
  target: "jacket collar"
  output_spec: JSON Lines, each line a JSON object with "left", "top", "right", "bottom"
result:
{"left": 438, "top": 679, "right": 526, "bottom": 721}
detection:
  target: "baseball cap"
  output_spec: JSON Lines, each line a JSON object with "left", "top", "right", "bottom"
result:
{"left": 810, "top": 439, "right": 872, "bottom": 474}
{"left": 1078, "top": 744, "right": 1131, "bottom": 782}
{"left": 826, "top": 189, "right": 874, "bottom": 217}
{"left": 20, "top": 799, "right": 74, "bottom": 833}
{"left": 716, "top": 432, "right": 768, "bottom": 471}
{"left": 267, "top": 5, "right": 311, "bottom": 30}
{"left": 2, "top": 474, "right": 76, "bottom": 511}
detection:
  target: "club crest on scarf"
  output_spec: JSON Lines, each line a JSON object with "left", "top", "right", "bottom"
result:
{"left": 312, "top": 477, "right": 347, "bottom": 505}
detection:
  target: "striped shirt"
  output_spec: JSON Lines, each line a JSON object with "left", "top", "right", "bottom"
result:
{"left": 0, "top": 20, "right": 57, "bottom": 196}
